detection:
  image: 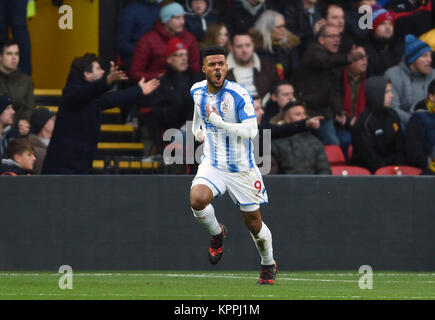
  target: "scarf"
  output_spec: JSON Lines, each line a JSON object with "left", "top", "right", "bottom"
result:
{"left": 342, "top": 66, "right": 366, "bottom": 118}
{"left": 425, "top": 98, "right": 435, "bottom": 113}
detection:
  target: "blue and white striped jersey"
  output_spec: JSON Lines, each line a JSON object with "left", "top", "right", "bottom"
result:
{"left": 190, "top": 79, "right": 257, "bottom": 172}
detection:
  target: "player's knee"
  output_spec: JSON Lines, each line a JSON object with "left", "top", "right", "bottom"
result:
{"left": 246, "top": 220, "right": 262, "bottom": 235}
{"left": 190, "top": 191, "right": 211, "bottom": 211}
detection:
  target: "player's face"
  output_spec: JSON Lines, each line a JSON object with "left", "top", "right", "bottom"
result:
{"left": 203, "top": 54, "right": 228, "bottom": 92}
{"left": 0, "top": 44, "right": 19, "bottom": 72}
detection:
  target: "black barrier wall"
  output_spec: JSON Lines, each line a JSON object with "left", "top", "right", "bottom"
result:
{"left": 0, "top": 176, "right": 434, "bottom": 271}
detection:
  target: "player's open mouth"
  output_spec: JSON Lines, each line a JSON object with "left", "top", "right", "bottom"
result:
{"left": 215, "top": 73, "right": 221, "bottom": 82}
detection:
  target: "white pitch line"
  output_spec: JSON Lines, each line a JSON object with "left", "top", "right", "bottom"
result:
{"left": 0, "top": 292, "right": 433, "bottom": 299}
{"left": 1, "top": 272, "right": 435, "bottom": 277}
{"left": 0, "top": 272, "right": 435, "bottom": 284}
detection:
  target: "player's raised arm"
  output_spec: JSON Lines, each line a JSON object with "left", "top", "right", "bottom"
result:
{"left": 206, "top": 104, "right": 258, "bottom": 140}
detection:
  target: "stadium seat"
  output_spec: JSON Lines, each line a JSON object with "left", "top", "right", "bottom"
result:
{"left": 347, "top": 144, "right": 353, "bottom": 161}
{"left": 374, "top": 165, "right": 422, "bottom": 176}
{"left": 324, "top": 145, "right": 347, "bottom": 166}
{"left": 331, "top": 165, "right": 371, "bottom": 176}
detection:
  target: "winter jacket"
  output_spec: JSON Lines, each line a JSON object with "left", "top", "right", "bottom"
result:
{"left": 149, "top": 65, "right": 203, "bottom": 130}
{"left": 129, "top": 19, "right": 201, "bottom": 82}
{"left": 406, "top": 107, "right": 435, "bottom": 172}
{"left": 42, "top": 71, "right": 144, "bottom": 174}
{"left": 293, "top": 42, "right": 349, "bottom": 119}
{"left": 350, "top": 76, "right": 407, "bottom": 172}
{"left": 224, "top": 0, "right": 268, "bottom": 34}
{"left": 272, "top": 131, "right": 332, "bottom": 175}
{"left": 184, "top": 0, "right": 219, "bottom": 42}
{"left": 364, "top": 34, "right": 404, "bottom": 78}
{"left": 0, "top": 69, "right": 35, "bottom": 127}
{"left": 385, "top": 59, "right": 435, "bottom": 123}
{"left": 116, "top": 0, "right": 161, "bottom": 69}
{"left": 0, "top": 158, "right": 31, "bottom": 175}
{"left": 226, "top": 51, "right": 279, "bottom": 100}
{"left": 385, "top": 0, "right": 432, "bottom": 38}
{"left": 283, "top": 0, "right": 322, "bottom": 58}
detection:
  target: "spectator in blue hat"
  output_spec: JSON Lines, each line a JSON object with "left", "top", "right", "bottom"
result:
{"left": 129, "top": 0, "right": 201, "bottom": 82}
{"left": 385, "top": 34, "right": 435, "bottom": 125}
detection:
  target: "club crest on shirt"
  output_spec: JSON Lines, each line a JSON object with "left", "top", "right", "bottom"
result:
{"left": 220, "top": 96, "right": 232, "bottom": 114}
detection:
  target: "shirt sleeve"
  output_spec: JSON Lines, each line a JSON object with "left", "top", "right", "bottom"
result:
{"left": 236, "top": 91, "right": 257, "bottom": 121}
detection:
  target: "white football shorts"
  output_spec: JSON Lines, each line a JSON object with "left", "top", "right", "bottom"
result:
{"left": 191, "top": 162, "right": 268, "bottom": 212}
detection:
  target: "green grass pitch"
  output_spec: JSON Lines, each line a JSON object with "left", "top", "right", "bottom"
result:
{"left": 0, "top": 270, "right": 434, "bottom": 300}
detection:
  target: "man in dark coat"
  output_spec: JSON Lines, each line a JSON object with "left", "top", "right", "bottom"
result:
{"left": 42, "top": 53, "right": 160, "bottom": 174}
{"left": 364, "top": 5, "right": 404, "bottom": 78}
{"left": 293, "top": 24, "right": 363, "bottom": 145}
{"left": 0, "top": 94, "right": 20, "bottom": 159}
{"left": 146, "top": 38, "right": 203, "bottom": 153}
{"left": 351, "top": 76, "right": 407, "bottom": 172}
{"left": 406, "top": 78, "right": 435, "bottom": 175}
{"left": 271, "top": 100, "right": 331, "bottom": 175}
{"left": 224, "top": 0, "right": 268, "bottom": 35}
{"left": 283, "top": 0, "right": 323, "bottom": 59}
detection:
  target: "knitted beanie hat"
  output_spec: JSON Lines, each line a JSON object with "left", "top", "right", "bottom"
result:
{"left": 405, "top": 34, "right": 432, "bottom": 65}
{"left": 166, "top": 37, "right": 187, "bottom": 58}
{"left": 160, "top": 2, "right": 184, "bottom": 24}
{"left": 371, "top": 5, "right": 393, "bottom": 33}
{"left": 30, "top": 108, "right": 55, "bottom": 134}
{"left": 0, "top": 94, "right": 12, "bottom": 114}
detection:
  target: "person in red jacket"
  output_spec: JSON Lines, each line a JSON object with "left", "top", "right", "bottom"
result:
{"left": 129, "top": 0, "right": 201, "bottom": 82}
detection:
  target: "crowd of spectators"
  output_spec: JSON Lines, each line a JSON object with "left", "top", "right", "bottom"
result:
{"left": 0, "top": 0, "right": 434, "bottom": 175}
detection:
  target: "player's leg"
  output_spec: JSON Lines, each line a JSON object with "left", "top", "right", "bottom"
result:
{"left": 241, "top": 207, "right": 277, "bottom": 285}
{"left": 190, "top": 184, "right": 221, "bottom": 235}
{"left": 190, "top": 164, "right": 227, "bottom": 264}
{"left": 190, "top": 184, "right": 227, "bottom": 264}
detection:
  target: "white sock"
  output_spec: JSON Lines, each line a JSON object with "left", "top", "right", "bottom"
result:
{"left": 250, "top": 222, "right": 274, "bottom": 266}
{"left": 192, "top": 204, "right": 222, "bottom": 236}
